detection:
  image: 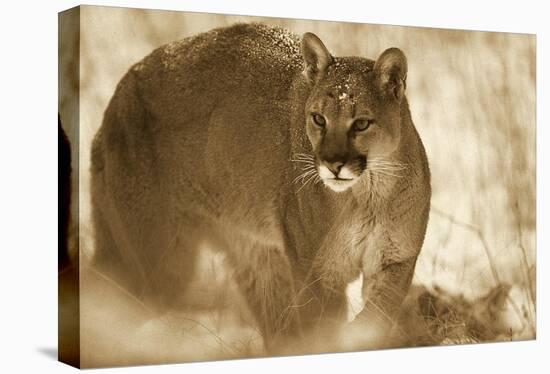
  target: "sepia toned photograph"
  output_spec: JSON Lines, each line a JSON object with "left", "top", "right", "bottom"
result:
{"left": 58, "top": 5, "right": 536, "bottom": 369}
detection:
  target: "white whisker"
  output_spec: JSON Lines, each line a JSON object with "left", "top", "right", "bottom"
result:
{"left": 366, "top": 157, "right": 408, "bottom": 180}
{"left": 367, "top": 161, "right": 407, "bottom": 167}
{"left": 292, "top": 169, "right": 316, "bottom": 184}
{"left": 297, "top": 172, "right": 319, "bottom": 192}
{"left": 290, "top": 160, "right": 316, "bottom": 167}
{"left": 292, "top": 153, "right": 315, "bottom": 161}
{"left": 367, "top": 158, "right": 408, "bottom": 169}
{"left": 369, "top": 169, "right": 404, "bottom": 178}
{"left": 367, "top": 166, "right": 406, "bottom": 173}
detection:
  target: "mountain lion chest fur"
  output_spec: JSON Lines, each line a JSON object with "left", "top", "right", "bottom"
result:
{"left": 91, "top": 23, "right": 431, "bottom": 352}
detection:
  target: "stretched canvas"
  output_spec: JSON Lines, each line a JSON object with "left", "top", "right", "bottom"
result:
{"left": 58, "top": 5, "right": 536, "bottom": 369}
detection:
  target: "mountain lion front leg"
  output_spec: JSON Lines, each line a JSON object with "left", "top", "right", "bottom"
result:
{"left": 226, "top": 239, "right": 300, "bottom": 353}
{"left": 296, "top": 207, "right": 366, "bottom": 351}
{"left": 355, "top": 256, "right": 416, "bottom": 346}
{"left": 296, "top": 263, "right": 350, "bottom": 338}
{"left": 343, "top": 223, "right": 418, "bottom": 350}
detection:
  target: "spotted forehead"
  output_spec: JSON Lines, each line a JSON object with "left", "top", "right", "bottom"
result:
{"left": 323, "top": 58, "right": 375, "bottom": 103}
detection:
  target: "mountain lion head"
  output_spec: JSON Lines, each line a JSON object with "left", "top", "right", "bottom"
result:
{"left": 301, "top": 32, "right": 408, "bottom": 192}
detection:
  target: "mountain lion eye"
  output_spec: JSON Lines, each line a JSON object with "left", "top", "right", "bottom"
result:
{"left": 353, "top": 119, "right": 373, "bottom": 132}
{"left": 312, "top": 113, "right": 326, "bottom": 127}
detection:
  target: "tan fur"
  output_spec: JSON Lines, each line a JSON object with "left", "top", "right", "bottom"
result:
{"left": 91, "top": 23, "right": 431, "bottom": 353}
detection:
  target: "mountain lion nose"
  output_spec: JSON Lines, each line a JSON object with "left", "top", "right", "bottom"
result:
{"left": 326, "top": 161, "right": 344, "bottom": 177}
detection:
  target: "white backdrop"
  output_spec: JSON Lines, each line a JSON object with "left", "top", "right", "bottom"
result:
{"left": 0, "top": 0, "right": 546, "bottom": 373}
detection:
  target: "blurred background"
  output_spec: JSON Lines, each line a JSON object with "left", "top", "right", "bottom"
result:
{"left": 59, "top": 5, "right": 535, "bottom": 367}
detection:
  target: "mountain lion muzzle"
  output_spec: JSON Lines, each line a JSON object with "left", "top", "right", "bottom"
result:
{"left": 91, "top": 23, "right": 431, "bottom": 354}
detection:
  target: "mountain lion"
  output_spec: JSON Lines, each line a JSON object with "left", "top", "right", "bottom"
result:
{"left": 91, "top": 23, "right": 431, "bottom": 353}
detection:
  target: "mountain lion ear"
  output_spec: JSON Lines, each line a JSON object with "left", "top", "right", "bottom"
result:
{"left": 374, "top": 48, "right": 408, "bottom": 101}
{"left": 301, "top": 32, "right": 333, "bottom": 84}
